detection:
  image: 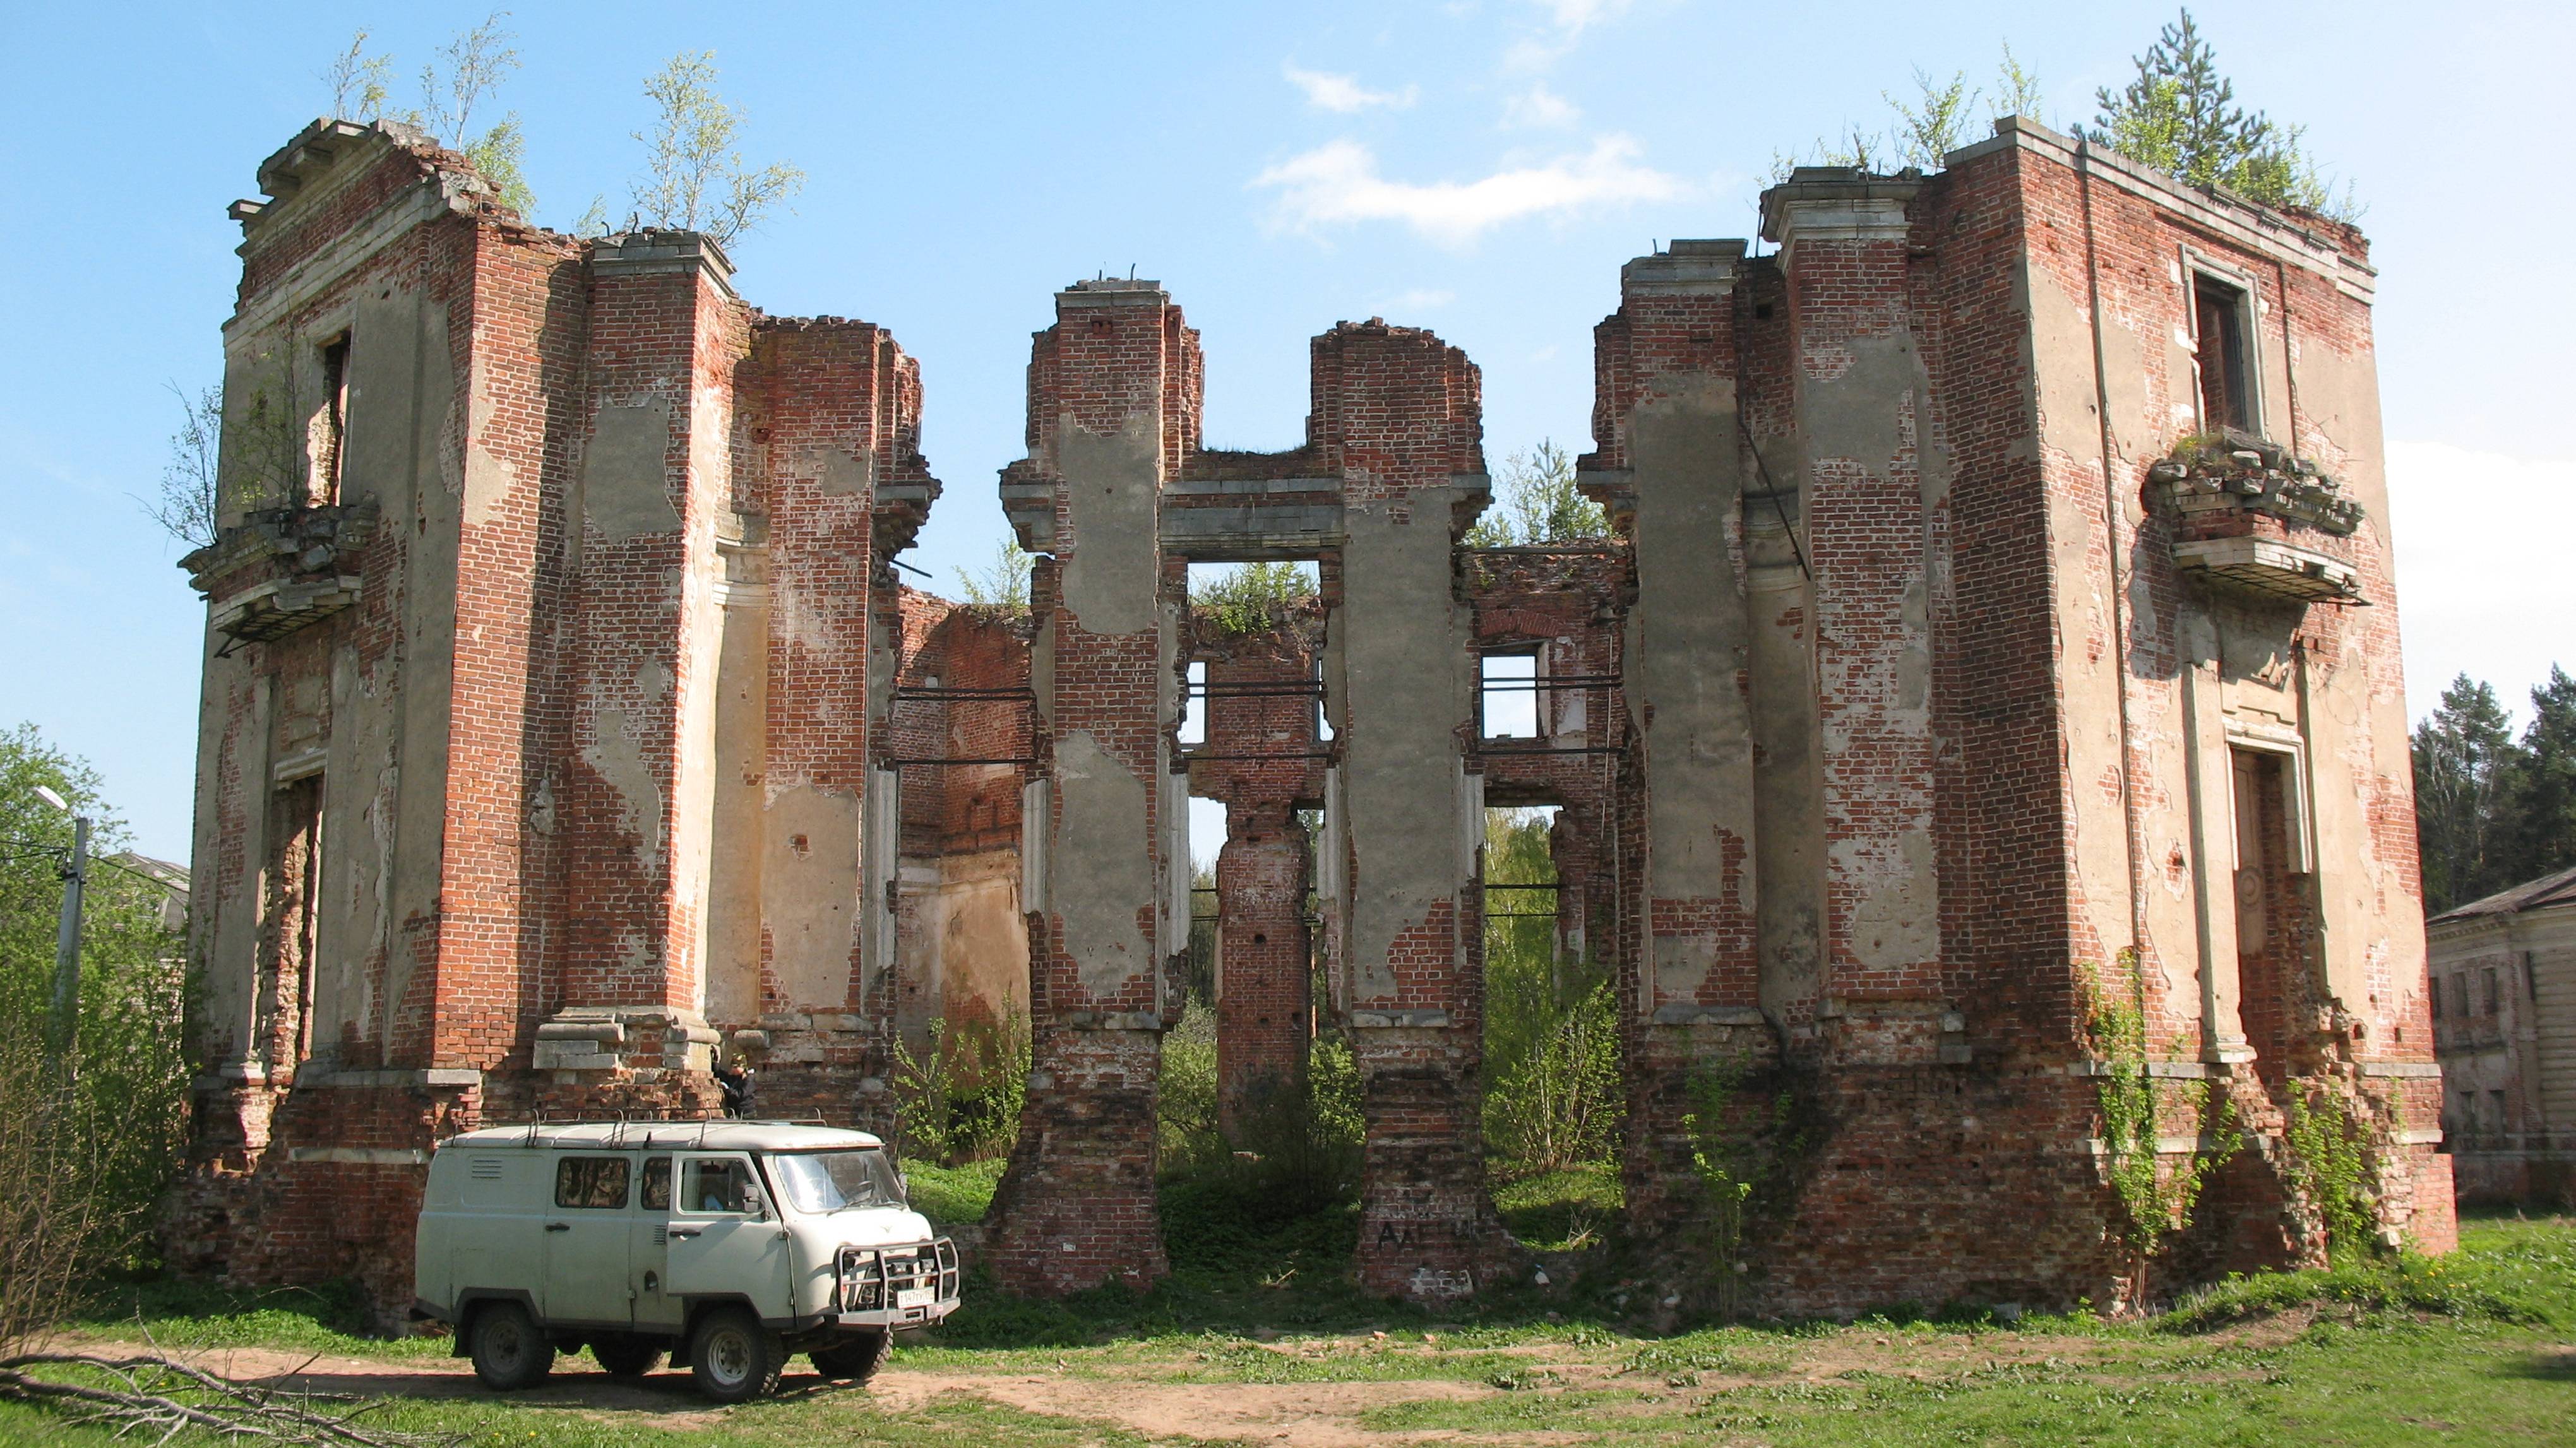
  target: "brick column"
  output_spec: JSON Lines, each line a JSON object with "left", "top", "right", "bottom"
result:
{"left": 541, "top": 232, "right": 746, "bottom": 1105}
{"left": 985, "top": 279, "right": 1198, "bottom": 1295}
{"left": 1582, "top": 240, "right": 1775, "bottom": 1242}
{"left": 725, "top": 319, "right": 935, "bottom": 1106}
{"left": 1318, "top": 321, "right": 1518, "bottom": 1302}
{"left": 1763, "top": 172, "right": 1952, "bottom": 1064}
{"left": 1217, "top": 801, "right": 1311, "bottom": 1133}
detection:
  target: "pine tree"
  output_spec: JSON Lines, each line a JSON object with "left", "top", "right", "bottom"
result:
{"left": 1464, "top": 441, "right": 1607, "bottom": 548}
{"left": 2091, "top": 9, "right": 2347, "bottom": 217}
{"left": 2412, "top": 675, "right": 2521, "bottom": 911}
{"left": 2508, "top": 666, "right": 2576, "bottom": 882}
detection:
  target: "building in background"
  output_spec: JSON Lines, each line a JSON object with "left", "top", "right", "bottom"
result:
{"left": 2431, "top": 865, "right": 2576, "bottom": 1206}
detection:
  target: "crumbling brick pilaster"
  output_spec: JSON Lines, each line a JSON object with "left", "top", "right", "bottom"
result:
{"left": 984, "top": 280, "right": 1200, "bottom": 1295}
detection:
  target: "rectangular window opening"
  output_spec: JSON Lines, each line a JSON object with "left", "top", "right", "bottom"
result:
{"left": 318, "top": 334, "right": 352, "bottom": 506}
{"left": 1481, "top": 652, "right": 1539, "bottom": 740}
{"left": 2191, "top": 273, "right": 2254, "bottom": 436}
{"left": 1178, "top": 660, "right": 1208, "bottom": 747}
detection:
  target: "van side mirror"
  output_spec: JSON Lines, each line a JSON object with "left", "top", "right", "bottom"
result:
{"left": 741, "top": 1184, "right": 768, "bottom": 1219}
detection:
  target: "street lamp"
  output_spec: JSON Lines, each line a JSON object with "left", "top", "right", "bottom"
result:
{"left": 34, "top": 785, "right": 88, "bottom": 1077}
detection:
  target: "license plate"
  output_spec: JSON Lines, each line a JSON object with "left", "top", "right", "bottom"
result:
{"left": 895, "top": 1286, "right": 936, "bottom": 1309}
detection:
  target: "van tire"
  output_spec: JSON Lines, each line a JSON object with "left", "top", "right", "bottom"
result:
{"left": 809, "top": 1330, "right": 890, "bottom": 1383}
{"left": 591, "top": 1336, "right": 664, "bottom": 1378}
{"left": 468, "top": 1302, "right": 554, "bottom": 1391}
{"left": 689, "top": 1306, "right": 783, "bottom": 1403}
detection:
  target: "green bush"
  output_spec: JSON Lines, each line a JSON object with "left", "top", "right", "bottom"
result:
{"left": 1481, "top": 809, "right": 1621, "bottom": 1179}
{"left": 890, "top": 1004, "right": 1032, "bottom": 1166}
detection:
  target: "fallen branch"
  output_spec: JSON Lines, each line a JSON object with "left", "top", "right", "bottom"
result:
{"left": 0, "top": 1350, "right": 462, "bottom": 1447}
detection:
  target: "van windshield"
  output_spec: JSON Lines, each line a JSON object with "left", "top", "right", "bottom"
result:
{"left": 768, "top": 1149, "right": 905, "bottom": 1213}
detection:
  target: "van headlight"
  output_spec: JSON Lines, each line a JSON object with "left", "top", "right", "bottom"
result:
{"left": 837, "top": 1247, "right": 883, "bottom": 1312}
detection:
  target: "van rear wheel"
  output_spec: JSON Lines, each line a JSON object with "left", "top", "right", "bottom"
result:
{"left": 468, "top": 1302, "right": 554, "bottom": 1391}
{"left": 809, "top": 1330, "right": 890, "bottom": 1383}
{"left": 689, "top": 1306, "right": 783, "bottom": 1403}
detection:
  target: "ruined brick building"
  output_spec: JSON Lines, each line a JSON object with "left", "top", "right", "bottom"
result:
{"left": 174, "top": 114, "right": 2450, "bottom": 1319}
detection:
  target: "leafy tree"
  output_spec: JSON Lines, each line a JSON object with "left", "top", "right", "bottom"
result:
{"left": 1991, "top": 42, "right": 2046, "bottom": 123}
{"left": 320, "top": 16, "right": 534, "bottom": 215}
{"left": 1771, "top": 45, "right": 2042, "bottom": 182}
{"left": 626, "top": 52, "right": 806, "bottom": 246}
{"left": 0, "top": 725, "right": 190, "bottom": 1272}
{"left": 321, "top": 28, "right": 393, "bottom": 122}
{"left": 2090, "top": 9, "right": 2352, "bottom": 218}
{"left": 143, "top": 382, "right": 222, "bottom": 550}
{"left": 951, "top": 538, "right": 1031, "bottom": 612}
{"left": 1190, "top": 562, "right": 1316, "bottom": 636}
{"left": 2508, "top": 667, "right": 2576, "bottom": 882}
{"left": 2412, "top": 674, "right": 2523, "bottom": 912}
{"left": 1887, "top": 68, "right": 1977, "bottom": 170}
{"left": 1465, "top": 440, "right": 1606, "bottom": 548}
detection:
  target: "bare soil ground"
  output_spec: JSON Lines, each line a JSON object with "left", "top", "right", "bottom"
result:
{"left": 51, "top": 1320, "right": 2277, "bottom": 1448}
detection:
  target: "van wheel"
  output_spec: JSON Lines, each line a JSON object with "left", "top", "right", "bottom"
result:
{"left": 591, "top": 1336, "right": 664, "bottom": 1378}
{"left": 809, "top": 1330, "right": 890, "bottom": 1383}
{"left": 468, "top": 1302, "right": 554, "bottom": 1391}
{"left": 689, "top": 1306, "right": 783, "bottom": 1403}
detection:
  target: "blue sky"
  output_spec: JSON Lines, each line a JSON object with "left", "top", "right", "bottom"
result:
{"left": 3, "top": 0, "right": 2569, "bottom": 858}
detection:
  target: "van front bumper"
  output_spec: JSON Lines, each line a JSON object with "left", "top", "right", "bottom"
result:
{"left": 833, "top": 1295, "right": 960, "bottom": 1329}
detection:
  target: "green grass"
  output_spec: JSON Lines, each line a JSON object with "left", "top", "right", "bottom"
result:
{"left": 1492, "top": 1163, "right": 1623, "bottom": 1250}
{"left": 56, "top": 1274, "right": 452, "bottom": 1358}
{"left": 11, "top": 1214, "right": 2572, "bottom": 1446}
{"left": 907, "top": 1156, "right": 1006, "bottom": 1227}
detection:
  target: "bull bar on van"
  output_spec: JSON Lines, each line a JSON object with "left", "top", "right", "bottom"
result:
{"left": 834, "top": 1238, "right": 961, "bottom": 1326}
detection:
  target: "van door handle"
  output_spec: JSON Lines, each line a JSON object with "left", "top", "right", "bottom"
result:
{"left": 544, "top": 1222, "right": 571, "bottom": 1233}
{"left": 666, "top": 1226, "right": 700, "bottom": 1239}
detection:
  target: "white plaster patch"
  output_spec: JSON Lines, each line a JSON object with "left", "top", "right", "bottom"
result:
{"left": 1049, "top": 730, "right": 1155, "bottom": 998}
{"left": 584, "top": 708, "right": 665, "bottom": 877}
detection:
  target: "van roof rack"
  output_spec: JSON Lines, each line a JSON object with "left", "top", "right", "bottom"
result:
{"left": 475, "top": 1110, "right": 838, "bottom": 1144}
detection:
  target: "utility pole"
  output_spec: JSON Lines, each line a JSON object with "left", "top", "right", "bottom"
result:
{"left": 36, "top": 785, "right": 88, "bottom": 1079}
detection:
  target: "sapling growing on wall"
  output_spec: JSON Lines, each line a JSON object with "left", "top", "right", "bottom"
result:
{"left": 144, "top": 383, "right": 223, "bottom": 550}
{"left": 1464, "top": 441, "right": 1606, "bottom": 549}
{"left": 953, "top": 538, "right": 1033, "bottom": 614}
{"left": 319, "top": 16, "right": 534, "bottom": 214}
{"left": 626, "top": 51, "right": 806, "bottom": 245}
{"left": 2090, "top": 8, "right": 2355, "bottom": 219}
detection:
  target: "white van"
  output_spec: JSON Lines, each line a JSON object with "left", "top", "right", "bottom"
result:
{"left": 414, "top": 1120, "right": 958, "bottom": 1401}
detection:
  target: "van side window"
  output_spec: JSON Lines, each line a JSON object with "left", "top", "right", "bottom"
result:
{"left": 683, "top": 1158, "right": 752, "bottom": 1214}
{"left": 554, "top": 1156, "right": 631, "bottom": 1209}
{"left": 641, "top": 1156, "right": 671, "bottom": 1211}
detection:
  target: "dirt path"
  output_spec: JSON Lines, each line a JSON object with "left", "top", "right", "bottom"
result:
{"left": 51, "top": 1335, "right": 1518, "bottom": 1446}
{"left": 46, "top": 1317, "right": 2302, "bottom": 1447}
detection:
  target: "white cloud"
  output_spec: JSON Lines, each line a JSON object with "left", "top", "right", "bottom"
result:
{"left": 1282, "top": 62, "right": 1417, "bottom": 114}
{"left": 1505, "top": 0, "right": 1631, "bottom": 71}
{"left": 1504, "top": 83, "right": 1582, "bottom": 128}
{"left": 1253, "top": 134, "right": 1683, "bottom": 247}
{"left": 2385, "top": 439, "right": 2576, "bottom": 725}
{"left": 1539, "top": 0, "right": 1626, "bottom": 29}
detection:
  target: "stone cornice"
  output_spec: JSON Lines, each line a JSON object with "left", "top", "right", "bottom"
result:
{"left": 1759, "top": 168, "right": 1923, "bottom": 255}
{"left": 590, "top": 230, "right": 738, "bottom": 301}
{"left": 1946, "top": 117, "right": 2375, "bottom": 302}
{"left": 1619, "top": 239, "right": 1744, "bottom": 297}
